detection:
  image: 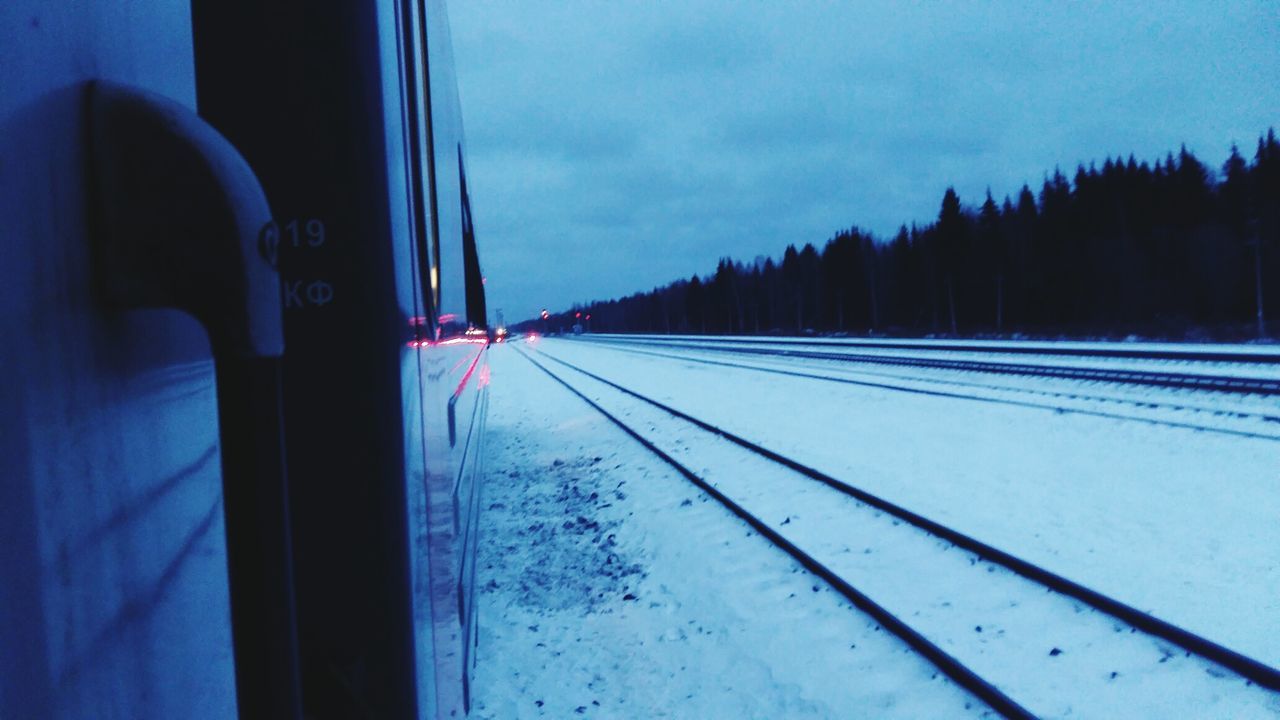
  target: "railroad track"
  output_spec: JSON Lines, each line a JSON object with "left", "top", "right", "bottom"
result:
{"left": 515, "top": 345, "right": 1280, "bottom": 718}
{"left": 588, "top": 334, "right": 1280, "bottom": 365}
{"left": 582, "top": 336, "right": 1280, "bottom": 396}
{"left": 566, "top": 340, "right": 1280, "bottom": 442}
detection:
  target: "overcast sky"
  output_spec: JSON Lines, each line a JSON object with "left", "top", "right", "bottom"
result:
{"left": 450, "top": 1, "right": 1279, "bottom": 324}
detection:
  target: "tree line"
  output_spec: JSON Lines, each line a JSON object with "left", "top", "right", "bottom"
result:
{"left": 525, "top": 131, "right": 1280, "bottom": 340}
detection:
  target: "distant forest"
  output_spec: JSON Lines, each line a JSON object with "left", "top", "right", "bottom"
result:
{"left": 528, "top": 131, "right": 1280, "bottom": 340}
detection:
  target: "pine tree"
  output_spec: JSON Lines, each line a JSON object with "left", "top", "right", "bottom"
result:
{"left": 685, "top": 275, "right": 705, "bottom": 334}
{"left": 978, "top": 190, "right": 1005, "bottom": 331}
{"left": 937, "top": 187, "right": 968, "bottom": 334}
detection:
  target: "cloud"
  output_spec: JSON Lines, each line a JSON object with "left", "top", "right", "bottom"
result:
{"left": 451, "top": 0, "right": 1280, "bottom": 322}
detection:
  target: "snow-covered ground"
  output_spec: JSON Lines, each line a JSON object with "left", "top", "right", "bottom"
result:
{"left": 586, "top": 334, "right": 1280, "bottom": 382}
{"left": 590, "top": 333, "right": 1280, "bottom": 359}
{"left": 514, "top": 344, "right": 1280, "bottom": 717}
{"left": 575, "top": 339, "right": 1280, "bottom": 438}
{"left": 590, "top": 332, "right": 1280, "bottom": 363}
{"left": 471, "top": 347, "right": 993, "bottom": 718}
{"left": 534, "top": 337, "right": 1280, "bottom": 672}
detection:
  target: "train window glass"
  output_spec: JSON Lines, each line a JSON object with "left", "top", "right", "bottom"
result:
{"left": 459, "top": 146, "right": 487, "bottom": 328}
{"left": 412, "top": 0, "right": 448, "bottom": 322}
{"left": 412, "top": 0, "right": 442, "bottom": 326}
{"left": 396, "top": 0, "right": 434, "bottom": 340}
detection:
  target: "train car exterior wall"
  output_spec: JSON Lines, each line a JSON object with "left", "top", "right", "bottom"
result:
{"left": 2, "top": 0, "right": 486, "bottom": 717}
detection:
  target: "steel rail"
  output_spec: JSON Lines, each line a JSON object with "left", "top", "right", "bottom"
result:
{"left": 515, "top": 346, "right": 1036, "bottom": 720}
{"left": 584, "top": 336, "right": 1280, "bottom": 395}
{"left": 569, "top": 340, "right": 1280, "bottom": 442}
{"left": 590, "top": 334, "right": 1280, "bottom": 365}
{"left": 534, "top": 346, "right": 1280, "bottom": 693}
